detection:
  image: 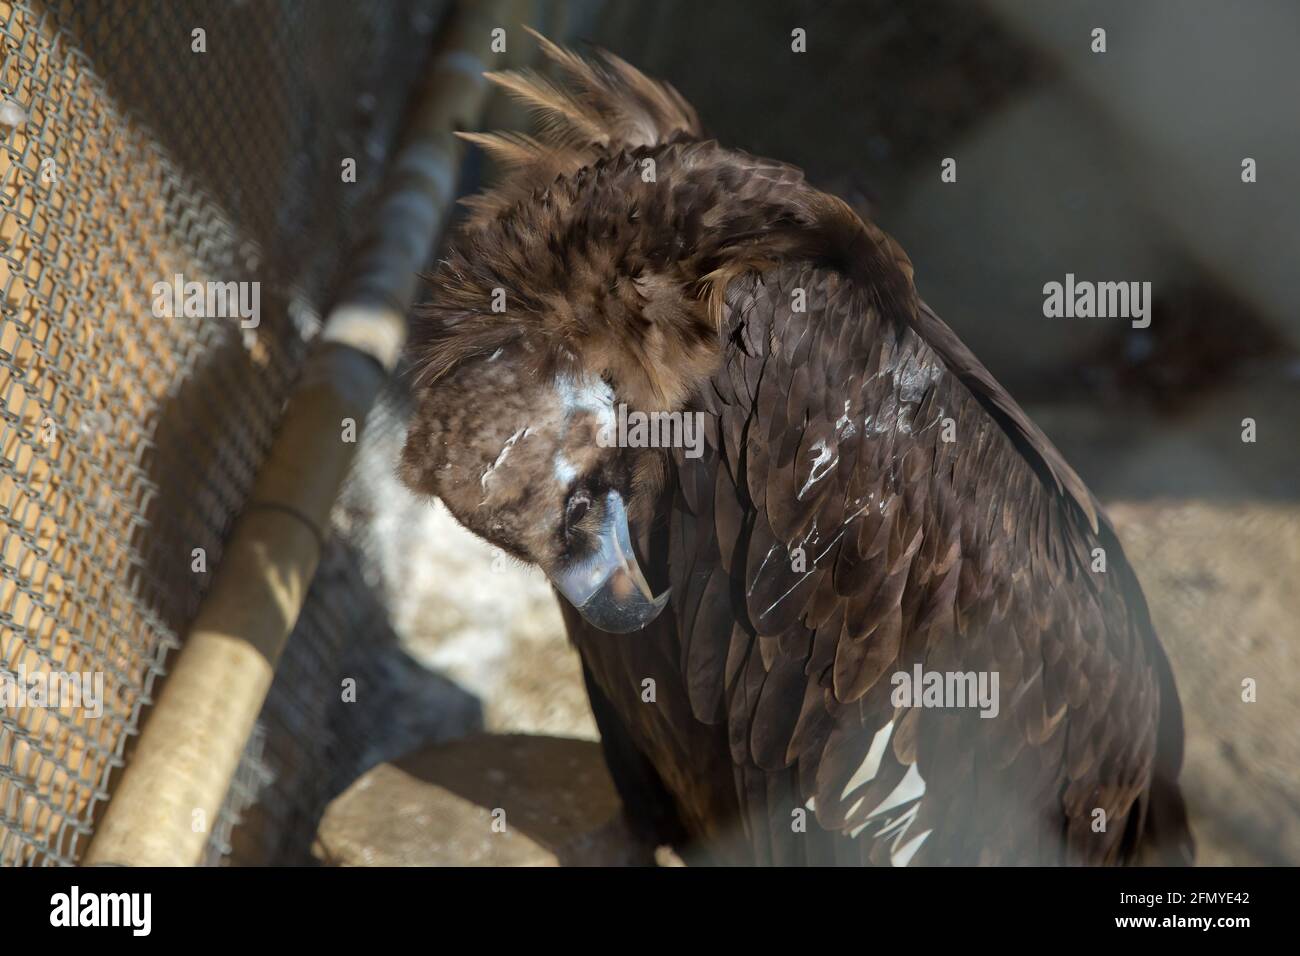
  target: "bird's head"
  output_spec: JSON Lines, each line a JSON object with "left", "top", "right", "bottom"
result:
{"left": 400, "top": 337, "right": 671, "bottom": 633}
{"left": 398, "top": 33, "right": 716, "bottom": 634}
{"left": 400, "top": 32, "right": 891, "bottom": 632}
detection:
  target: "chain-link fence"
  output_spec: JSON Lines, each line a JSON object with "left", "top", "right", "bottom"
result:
{"left": 0, "top": 0, "right": 450, "bottom": 866}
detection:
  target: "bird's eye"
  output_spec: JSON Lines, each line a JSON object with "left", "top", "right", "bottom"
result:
{"left": 565, "top": 491, "right": 592, "bottom": 530}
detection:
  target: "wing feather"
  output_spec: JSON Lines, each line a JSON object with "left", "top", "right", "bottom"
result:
{"left": 569, "top": 256, "right": 1187, "bottom": 865}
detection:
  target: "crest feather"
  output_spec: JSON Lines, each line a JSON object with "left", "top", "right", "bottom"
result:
{"left": 454, "top": 33, "right": 707, "bottom": 226}
{"left": 481, "top": 31, "right": 703, "bottom": 156}
{"left": 454, "top": 130, "right": 548, "bottom": 169}
{"left": 483, "top": 67, "right": 610, "bottom": 147}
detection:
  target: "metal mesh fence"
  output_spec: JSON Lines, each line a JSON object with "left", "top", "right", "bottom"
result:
{"left": 0, "top": 0, "right": 446, "bottom": 866}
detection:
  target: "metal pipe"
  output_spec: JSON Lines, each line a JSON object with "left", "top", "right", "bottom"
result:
{"left": 84, "top": 0, "right": 511, "bottom": 867}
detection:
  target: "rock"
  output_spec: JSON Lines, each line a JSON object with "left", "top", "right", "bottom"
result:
{"left": 1108, "top": 500, "right": 1300, "bottom": 865}
{"left": 313, "top": 734, "right": 653, "bottom": 866}
{"left": 336, "top": 400, "right": 598, "bottom": 740}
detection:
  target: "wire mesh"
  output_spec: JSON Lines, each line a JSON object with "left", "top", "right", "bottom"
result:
{"left": 0, "top": 0, "right": 445, "bottom": 866}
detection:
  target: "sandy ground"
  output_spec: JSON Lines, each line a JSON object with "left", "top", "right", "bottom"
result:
{"left": 1108, "top": 501, "right": 1300, "bottom": 865}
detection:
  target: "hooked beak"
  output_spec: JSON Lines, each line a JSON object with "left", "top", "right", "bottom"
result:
{"left": 548, "top": 490, "right": 670, "bottom": 633}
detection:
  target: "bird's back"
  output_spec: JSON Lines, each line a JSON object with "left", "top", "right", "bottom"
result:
{"left": 572, "top": 259, "right": 1191, "bottom": 866}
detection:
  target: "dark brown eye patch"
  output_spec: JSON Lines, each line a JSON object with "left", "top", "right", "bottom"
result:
{"left": 565, "top": 490, "right": 592, "bottom": 529}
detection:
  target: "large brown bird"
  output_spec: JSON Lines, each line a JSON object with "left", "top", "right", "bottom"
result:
{"left": 399, "top": 32, "right": 1192, "bottom": 865}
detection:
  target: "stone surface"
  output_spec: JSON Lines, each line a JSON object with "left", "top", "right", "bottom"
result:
{"left": 313, "top": 734, "right": 652, "bottom": 866}
{"left": 337, "top": 402, "right": 599, "bottom": 741}
{"left": 1108, "top": 500, "right": 1300, "bottom": 865}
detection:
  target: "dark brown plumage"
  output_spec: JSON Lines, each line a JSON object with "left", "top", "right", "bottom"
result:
{"left": 400, "top": 33, "right": 1192, "bottom": 865}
